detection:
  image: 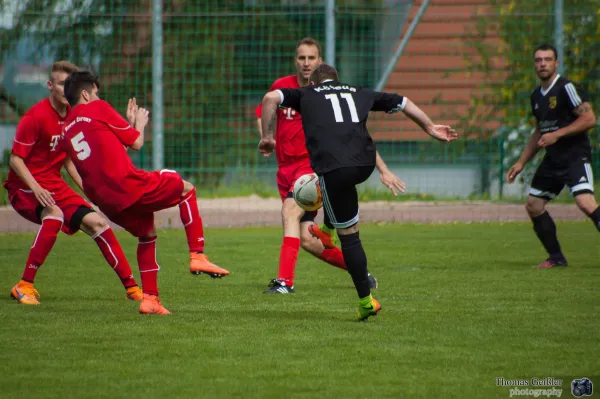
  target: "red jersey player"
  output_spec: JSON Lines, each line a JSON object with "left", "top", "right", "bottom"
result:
{"left": 4, "top": 61, "right": 143, "bottom": 305}
{"left": 256, "top": 38, "right": 405, "bottom": 294}
{"left": 61, "top": 71, "right": 229, "bottom": 315}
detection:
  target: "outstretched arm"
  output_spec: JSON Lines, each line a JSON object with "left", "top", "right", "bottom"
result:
{"left": 402, "top": 98, "right": 458, "bottom": 142}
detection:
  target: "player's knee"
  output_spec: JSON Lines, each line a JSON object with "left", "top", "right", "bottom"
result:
{"left": 574, "top": 194, "right": 597, "bottom": 215}
{"left": 300, "top": 227, "right": 317, "bottom": 250}
{"left": 41, "top": 205, "right": 63, "bottom": 220}
{"left": 525, "top": 198, "right": 545, "bottom": 217}
{"left": 182, "top": 180, "right": 195, "bottom": 196}
{"left": 82, "top": 213, "right": 109, "bottom": 234}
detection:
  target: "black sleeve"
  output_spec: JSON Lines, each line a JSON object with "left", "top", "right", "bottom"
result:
{"left": 530, "top": 93, "right": 536, "bottom": 119}
{"left": 364, "top": 89, "right": 407, "bottom": 113}
{"left": 562, "top": 81, "right": 589, "bottom": 111}
{"left": 278, "top": 88, "right": 303, "bottom": 113}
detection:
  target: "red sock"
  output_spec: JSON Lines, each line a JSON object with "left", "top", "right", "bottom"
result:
{"left": 93, "top": 227, "right": 137, "bottom": 288}
{"left": 137, "top": 236, "right": 159, "bottom": 296}
{"left": 278, "top": 236, "right": 300, "bottom": 287}
{"left": 22, "top": 216, "right": 63, "bottom": 282}
{"left": 320, "top": 247, "right": 347, "bottom": 270}
{"left": 179, "top": 188, "right": 204, "bottom": 253}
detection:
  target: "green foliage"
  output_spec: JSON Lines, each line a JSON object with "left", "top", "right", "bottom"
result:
{"left": 461, "top": 0, "right": 600, "bottom": 192}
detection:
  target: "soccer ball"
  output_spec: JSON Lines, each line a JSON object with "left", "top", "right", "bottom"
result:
{"left": 293, "top": 173, "right": 322, "bottom": 211}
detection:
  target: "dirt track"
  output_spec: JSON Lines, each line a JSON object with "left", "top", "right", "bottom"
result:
{"left": 0, "top": 195, "right": 587, "bottom": 234}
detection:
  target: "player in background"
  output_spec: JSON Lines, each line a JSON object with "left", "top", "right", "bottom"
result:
{"left": 506, "top": 43, "right": 597, "bottom": 268}
{"left": 260, "top": 64, "right": 458, "bottom": 320}
{"left": 62, "top": 71, "right": 229, "bottom": 315}
{"left": 4, "top": 61, "right": 143, "bottom": 305}
{"left": 256, "top": 38, "right": 404, "bottom": 294}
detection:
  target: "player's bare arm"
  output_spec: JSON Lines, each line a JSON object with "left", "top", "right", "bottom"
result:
{"left": 375, "top": 151, "right": 405, "bottom": 195}
{"left": 130, "top": 106, "right": 150, "bottom": 151}
{"left": 258, "top": 91, "right": 281, "bottom": 156}
{"left": 401, "top": 98, "right": 458, "bottom": 142}
{"left": 538, "top": 102, "right": 596, "bottom": 148}
{"left": 506, "top": 125, "right": 542, "bottom": 183}
{"left": 64, "top": 155, "right": 84, "bottom": 191}
{"left": 9, "top": 154, "right": 55, "bottom": 207}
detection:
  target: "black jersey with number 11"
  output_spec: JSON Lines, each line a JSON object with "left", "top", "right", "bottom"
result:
{"left": 278, "top": 80, "right": 406, "bottom": 175}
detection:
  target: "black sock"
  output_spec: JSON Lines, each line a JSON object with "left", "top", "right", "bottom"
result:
{"left": 532, "top": 211, "right": 564, "bottom": 260}
{"left": 338, "top": 231, "right": 370, "bottom": 298}
{"left": 588, "top": 207, "right": 600, "bottom": 232}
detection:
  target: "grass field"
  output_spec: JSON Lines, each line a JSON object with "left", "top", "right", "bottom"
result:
{"left": 1, "top": 222, "right": 598, "bottom": 398}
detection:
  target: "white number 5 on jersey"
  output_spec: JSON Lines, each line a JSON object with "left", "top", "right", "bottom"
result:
{"left": 71, "top": 132, "right": 91, "bottom": 160}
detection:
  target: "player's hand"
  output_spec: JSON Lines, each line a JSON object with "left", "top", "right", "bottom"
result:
{"left": 135, "top": 107, "right": 150, "bottom": 128}
{"left": 379, "top": 169, "right": 406, "bottom": 196}
{"left": 258, "top": 137, "right": 276, "bottom": 157}
{"left": 506, "top": 162, "right": 524, "bottom": 183}
{"left": 537, "top": 132, "right": 559, "bottom": 147}
{"left": 427, "top": 125, "right": 458, "bottom": 142}
{"left": 126, "top": 98, "right": 138, "bottom": 126}
{"left": 33, "top": 186, "right": 55, "bottom": 207}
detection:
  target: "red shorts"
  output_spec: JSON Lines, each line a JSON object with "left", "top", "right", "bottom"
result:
{"left": 276, "top": 161, "right": 315, "bottom": 202}
{"left": 7, "top": 183, "right": 91, "bottom": 235}
{"left": 106, "top": 169, "right": 184, "bottom": 237}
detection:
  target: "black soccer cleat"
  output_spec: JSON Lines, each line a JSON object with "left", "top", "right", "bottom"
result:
{"left": 263, "top": 279, "right": 295, "bottom": 294}
{"left": 367, "top": 273, "right": 378, "bottom": 289}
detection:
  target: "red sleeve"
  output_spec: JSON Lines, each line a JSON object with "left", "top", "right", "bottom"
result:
{"left": 255, "top": 81, "right": 279, "bottom": 118}
{"left": 11, "top": 115, "right": 38, "bottom": 159}
{"left": 96, "top": 100, "right": 140, "bottom": 146}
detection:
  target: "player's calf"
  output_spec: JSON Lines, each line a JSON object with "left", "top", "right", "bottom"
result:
{"left": 574, "top": 193, "right": 600, "bottom": 232}
{"left": 83, "top": 212, "right": 140, "bottom": 291}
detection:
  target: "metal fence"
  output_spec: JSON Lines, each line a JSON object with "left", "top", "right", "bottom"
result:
{"left": 0, "top": 0, "right": 598, "bottom": 209}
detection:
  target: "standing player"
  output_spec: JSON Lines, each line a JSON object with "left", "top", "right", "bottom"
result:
{"left": 506, "top": 44, "right": 597, "bottom": 268}
{"left": 256, "top": 38, "right": 403, "bottom": 294}
{"left": 260, "top": 64, "right": 458, "bottom": 320}
{"left": 62, "top": 71, "right": 229, "bottom": 315}
{"left": 4, "top": 61, "right": 143, "bottom": 305}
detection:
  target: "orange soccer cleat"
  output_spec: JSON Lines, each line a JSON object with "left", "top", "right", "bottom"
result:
{"left": 139, "top": 294, "right": 171, "bottom": 315}
{"left": 189, "top": 253, "right": 229, "bottom": 278}
{"left": 10, "top": 280, "right": 40, "bottom": 305}
{"left": 308, "top": 224, "right": 337, "bottom": 249}
{"left": 357, "top": 297, "right": 382, "bottom": 321}
{"left": 125, "top": 286, "right": 144, "bottom": 301}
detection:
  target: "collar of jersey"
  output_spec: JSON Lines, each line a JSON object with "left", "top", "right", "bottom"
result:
{"left": 540, "top": 74, "right": 560, "bottom": 96}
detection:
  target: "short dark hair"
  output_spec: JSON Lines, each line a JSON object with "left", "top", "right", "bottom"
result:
{"left": 296, "top": 37, "right": 322, "bottom": 58}
{"left": 64, "top": 71, "right": 100, "bottom": 106}
{"left": 309, "top": 64, "right": 339, "bottom": 84}
{"left": 534, "top": 43, "right": 558, "bottom": 60}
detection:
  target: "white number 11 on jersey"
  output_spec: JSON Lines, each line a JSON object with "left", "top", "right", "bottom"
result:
{"left": 324, "top": 93, "right": 359, "bottom": 123}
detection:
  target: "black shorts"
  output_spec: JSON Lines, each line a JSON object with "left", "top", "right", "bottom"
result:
{"left": 529, "top": 157, "right": 594, "bottom": 200}
{"left": 318, "top": 165, "right": 375, "bottom": 229}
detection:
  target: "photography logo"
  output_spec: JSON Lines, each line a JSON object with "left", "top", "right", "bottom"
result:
{"left": 571, "top": 378, "right": 593, "bottom": 397}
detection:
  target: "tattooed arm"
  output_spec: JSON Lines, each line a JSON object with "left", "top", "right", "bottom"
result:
{"left": 538, "top": 102, "right": 596, "bottom": 147}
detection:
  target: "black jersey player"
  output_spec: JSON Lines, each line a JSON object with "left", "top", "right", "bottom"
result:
{"left": 506, "top": 43, "right": 597, "bottom": 268}
{"left": 259, "top": 64, "right": 458, "bottom": 320}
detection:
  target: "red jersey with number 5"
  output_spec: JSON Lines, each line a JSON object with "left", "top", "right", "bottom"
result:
{"left": 3, "top": 98, "right": 69, "bottom": 191}
{"left": 255, "top": 75, "right": 309, "bottom": 167}
{"left": 61, "top": 100, "right": 144, "bottom": 215}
